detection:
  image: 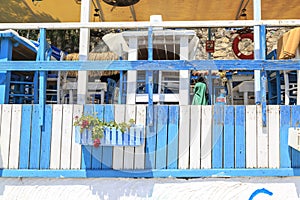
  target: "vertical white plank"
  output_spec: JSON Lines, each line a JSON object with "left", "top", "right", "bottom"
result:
{"left": 123, "top": 105, "right": 136, "bottom": 169}
{"left": 178, "top": 105, "right": 190, "bottom": 169}
{"left": 60, "top": 105, "right": 73, "bottom": 169}
{"left": 50, "top": 105, "right": 63, "bottom": 169}
{"left": 190, "top": 105, "right": 201, "bottom": 169}
{"left": 77, "top": 0, "right": 91, "bottom": 104}
{"left": 257, "top": 105, "right": 269, "bottom": 168}
{"left": 268, "top": 105, "right": 280, "bottom": 168}
{"left": 71, "top": 104, "right": 83, "bottom": 169}
{"left": 9, "top": 105, "right": 22, "bottom": 169}
{"left": 201, "top": 105, "right": 212, "bottom": 169}
{"left": 113, "top": 104, "right": 125, "bottom": 170}
{"left": 134, "top": 105, "right": 146, "bottom": 169}
{"left": 0, "top": 105, "right": 12, "bottom": 169}
{"left": 246, "top": 105, "right": 257, "bottom": 168}
{"left": 179, "top": 35, "right": 190, "bottom": 105}
{"left": 126, "top": 37, "right": 138, "bottom": 104}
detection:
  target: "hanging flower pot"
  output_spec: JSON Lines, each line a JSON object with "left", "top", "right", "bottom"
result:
{"left": 73, "top": 113, "right": 144, "bottom": 147}
{"left": 74, "top": 126, "right": 93, "bottom": 145}
{"left": 74, "top": 125, "right": 144, "bottom": 146}
{"left": 101, "top": 125, "right": 144, "bottom": 146}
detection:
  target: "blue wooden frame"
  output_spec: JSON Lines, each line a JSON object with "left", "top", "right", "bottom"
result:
{"left": 1, "top": 60, "right": 300, "bottom": 71}
{"left": 1, "top": 15, "right": 300, "bottom": 178}
{"left": 0, "top": 104, "right": 296, "bottom": 178}
{"left": 1, "top": 168, "right": 300, "bottom": 178}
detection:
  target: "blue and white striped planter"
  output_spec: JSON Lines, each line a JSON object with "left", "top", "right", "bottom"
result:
{"left": 74, "top": 125, "right": 144, "bottom": 146}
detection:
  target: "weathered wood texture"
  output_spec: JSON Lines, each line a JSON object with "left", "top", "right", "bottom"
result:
{"left": 0, "top": 104, "right": 296, "bottom": 174}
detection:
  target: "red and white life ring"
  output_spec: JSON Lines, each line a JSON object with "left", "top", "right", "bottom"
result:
{"left": 232, "top": 33, "right": 254, "bottom": 59}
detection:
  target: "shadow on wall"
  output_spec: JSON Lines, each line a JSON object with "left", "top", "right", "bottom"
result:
{"left": 0, "top": 0, "right": 59, "bottom": 23}
{"left": 0, "top": 178, "right": 300, "bottom": 199}
{"left": 0, "top": 178, "right": 155, "bottom": 199}
{"left": 91, "top": 179, "right": 155, "bottom": 199}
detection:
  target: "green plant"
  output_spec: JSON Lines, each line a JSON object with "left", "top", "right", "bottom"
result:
{"left": 73, "top": 113, "right": 135, "bottom": 147}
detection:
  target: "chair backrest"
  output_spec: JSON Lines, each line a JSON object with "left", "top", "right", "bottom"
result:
{"left": 105, "top": 78, "right": 117, "bottom": 104}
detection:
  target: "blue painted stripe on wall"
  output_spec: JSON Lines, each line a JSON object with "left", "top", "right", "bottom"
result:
{"left": 235, "top": 106, "right": 246, "bottom": 168}
{"left": 156, "top": 106, "right": 168, "bottom": 169}
{"left": 40, "top": 105, "right": 52, "bottom": 169}
{"left": 212, "top": 105, "right": 224, "bottom": 168}
{"left": 291, "top": 106, "right": 300, "bottom": 168}
{"left": 224, "top": 106, "right": 234, "bottom": 168}
{"left": 29, "top": 105, "right": 41, "bottom": 169}
{"left": 81, "top": 105, "right": 94, "bottom": 170}
{"left": 19, "top": 105, "right": 32, "bottom": 169}
{"left": 280, "top": 106, "right": 291, "bottom": 168}
{"left": 92, "top": 104, "right": 104, "bottom": 169}
{"left": 145, "top": 106, "right": 157, "bottom": 169}
{"left": 2, "top": 168, "right": 299, "bottom": 178}
{"left": 102, "top": 104, "right": 114, "bottom": 169}
{"left": 167, "top": 105, "right": 179, "bottom": 169}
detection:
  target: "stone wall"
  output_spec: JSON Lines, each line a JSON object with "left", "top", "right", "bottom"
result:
{"left": 195, "top": 27, "right": 291, "bottom": 60}
{"left": 90, "top": 27, "right": 291, "bottom": 60}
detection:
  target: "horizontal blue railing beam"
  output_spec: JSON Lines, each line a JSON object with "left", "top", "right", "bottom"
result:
{"left": 1, "top": 168, "right": 300, "bottom": 178}
{"left": 0, "top": 60, "right": 300, "bottom": 71}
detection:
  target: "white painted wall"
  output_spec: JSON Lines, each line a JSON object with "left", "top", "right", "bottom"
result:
{"left": 0, "top": 177, "right": 299, "bottom": 200}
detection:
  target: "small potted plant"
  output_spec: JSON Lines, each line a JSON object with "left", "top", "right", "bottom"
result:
{"left": 73, "top": 113, "right": 142, "bottom": 147}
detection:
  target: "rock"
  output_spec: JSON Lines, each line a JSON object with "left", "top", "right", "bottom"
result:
{"left": 194, "top": 27, "right": 290, "bottom": 60}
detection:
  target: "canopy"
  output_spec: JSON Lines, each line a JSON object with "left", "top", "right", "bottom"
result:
{"left": 1, "top": 0, "right": 299, "bottom": 23}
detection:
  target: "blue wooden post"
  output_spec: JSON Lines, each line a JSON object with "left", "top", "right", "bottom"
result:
{"left": 147, "top": 26, "right": 154, "bottom": 126}
{"left": 235, "top": 106, "right": 246, "bottom": 168}
{"left": 280, "top": 105, "right": 291, "bottom": 168}
{"left": 19, "top": 105, "right": 33, "bottom": 169}
{"left": 118, "top": 55, "right": 123, "bottom": 104}
{"left": 118, "top": 70, "right": 123, "bottom": 104}
{"left": 33, "top": 71, "right": 39, "bottom": 104}
{"left": 224, "top": 105, "right": 234, "bottom": 168}
{"left": 37, "top": 28, "right": 47, "bottom": 126}
{"left": 212, "top": 105, "right": 224, "bottom": 168}
{"left": 259, "top": 25, "right": 267, "bottom": 126}
{"left": 0, "top": 36, "right": 12, "bottom": 103}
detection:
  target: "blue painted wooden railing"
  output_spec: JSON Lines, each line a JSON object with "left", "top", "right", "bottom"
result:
{"left": 0, "top": 104, "right": 300, "bottom": 178}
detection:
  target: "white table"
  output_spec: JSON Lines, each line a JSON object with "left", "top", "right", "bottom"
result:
{"left": 63, "top": 82, "right": 107, "bottom": 104}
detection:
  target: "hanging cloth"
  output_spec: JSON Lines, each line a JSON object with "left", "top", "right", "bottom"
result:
{"left": 278, "top": 27, "right": 300, "bottom": 59}
{"left": 192, "top": 82, "right": 208, "bottom": 105}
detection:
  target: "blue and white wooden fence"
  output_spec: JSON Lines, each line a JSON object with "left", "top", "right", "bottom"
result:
{"left": 0, "top": 104, "right": 300, "bottom": 178}
{"left": 1, "top": 10, "right": 300, "bottom": 180}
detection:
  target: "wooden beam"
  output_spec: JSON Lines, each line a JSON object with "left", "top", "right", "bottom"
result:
{"left": 2, "top": 60, "right": 300, "bottom": 71}
{"left": 1, "top": 20, "right": 300, "bottom": 30}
